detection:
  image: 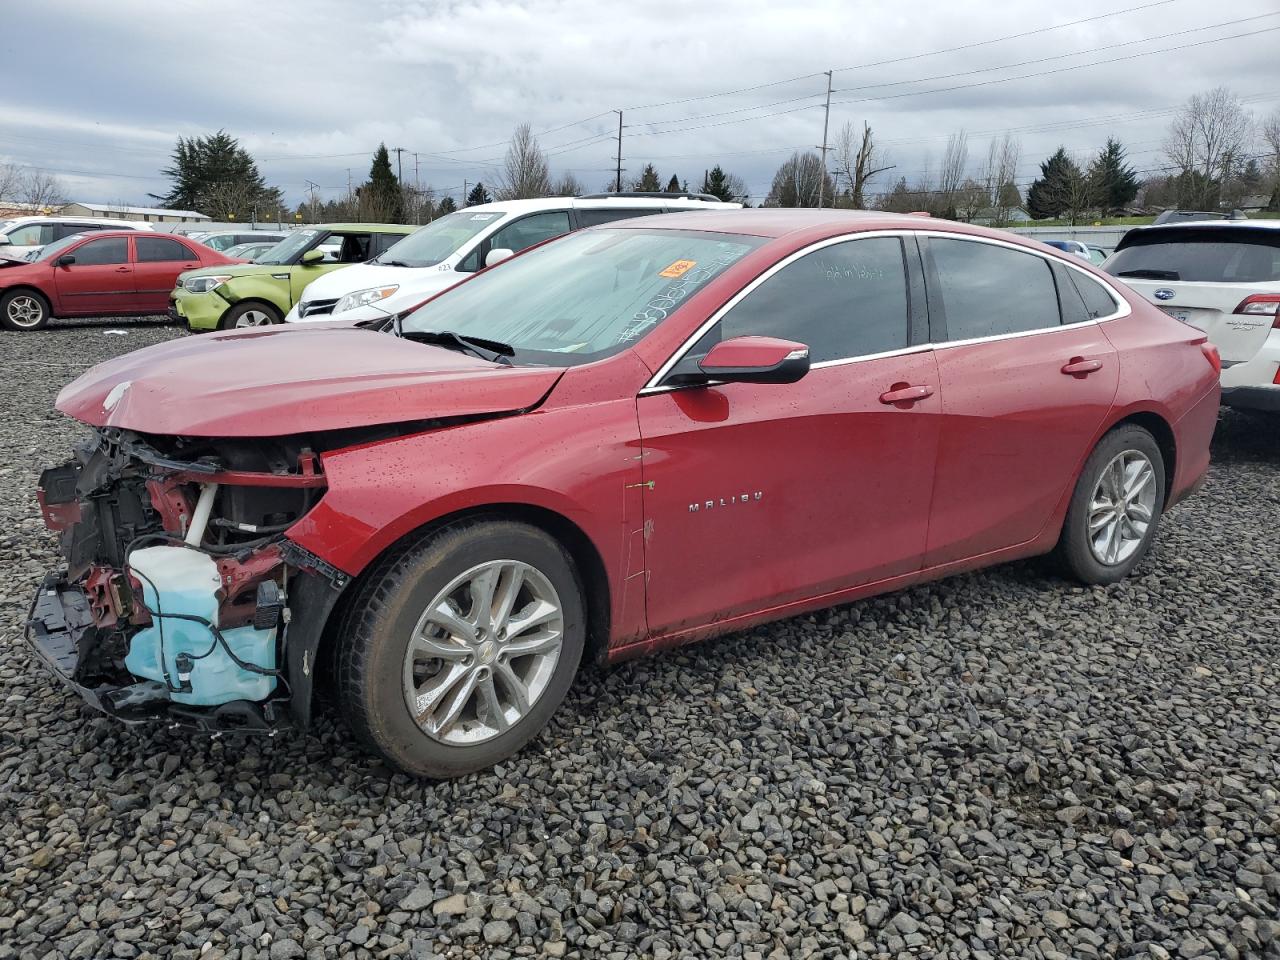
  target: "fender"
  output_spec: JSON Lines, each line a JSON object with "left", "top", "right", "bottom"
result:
{"left": 285, "top": 351, "right": 656, "bottom": 648}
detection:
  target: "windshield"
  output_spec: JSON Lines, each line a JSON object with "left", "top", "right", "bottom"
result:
{"left": 402, "top": 227, "right": 763, "bottom": 365}
{"left": 260, "top": 229, "right": 321, "bottom": 265}
{"left": 1107, "top": 230, "right": 1280, "bottom": 283}
{"left": 32, "top": 234, "right": 86, "bottom": 261}
{"left": 374, "top": 210, "right": 506, "bottom": 267}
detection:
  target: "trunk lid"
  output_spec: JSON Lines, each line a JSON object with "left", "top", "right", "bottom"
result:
{"left": 1117, "top": 278, "right": 1275, "bottom": 363}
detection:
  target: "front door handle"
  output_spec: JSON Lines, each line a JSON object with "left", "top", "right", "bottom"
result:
{"left": 114, "top": 266, "right": 130, "bottom": 273}
{"left": 879, "top": 383, "right": 934, "bottom": 405}
{"left": 1061, "top": 357, "right": 1103, "bottom": 376}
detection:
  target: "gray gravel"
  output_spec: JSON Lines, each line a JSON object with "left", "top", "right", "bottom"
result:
{"left": 1, "top": 318, "right": 1278, "bottom": 960}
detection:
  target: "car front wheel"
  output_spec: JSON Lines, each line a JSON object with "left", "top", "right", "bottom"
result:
{"left": 1058, "top": 424, "right": 1166, "bottom": 584}
{"left": 1, "top": 289, "right": 51, "bottom": 331}
{"left": 335, "top": 519, "right": 585, "bottom": 778}
{"left": 220, "top": 301, "right": 281, "bottom": 329}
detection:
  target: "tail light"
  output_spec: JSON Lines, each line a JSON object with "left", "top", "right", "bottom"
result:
{"left": 1232, "top": 294, "right": 1280, "bottom": 327}
{"left": 1200, "top": 341, "right": 1221, "bottom": 375}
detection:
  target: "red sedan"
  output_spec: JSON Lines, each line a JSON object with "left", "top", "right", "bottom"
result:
{"left": 28, "top": 210, "right": 1219, "bottom": 777}
{"left": 0, "top": 230, "right": 237, "bottom": 330}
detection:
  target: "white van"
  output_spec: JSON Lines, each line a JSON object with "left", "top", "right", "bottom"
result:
{"left": 0, "top": 216, "right": 153, "bottom": 260}
{"left": 284, "top": 194, "right": 741, "bottom": 324}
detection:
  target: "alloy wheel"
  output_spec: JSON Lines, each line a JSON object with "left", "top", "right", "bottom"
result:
{"left": 6, "top": 295, "right": 44, "bottom": 329}
{"left": 233, "top": 309, "right": 274, "bottom": 328}
{"left": 1087, "top": 449, "right": 1157, "bottom": 566}
{"left": 402, "top": 559, "right": 564, "bottom": 746}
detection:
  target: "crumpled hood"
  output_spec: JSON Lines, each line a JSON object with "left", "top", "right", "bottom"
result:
{"left": 56, "top": 325, "right": 563, "bottom": 437}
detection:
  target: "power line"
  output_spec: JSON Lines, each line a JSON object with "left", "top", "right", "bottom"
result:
{"left": 830, "top": 13, "right": 1279, "bottom": 98}
{"left": 828, "top": 25, "right": 1280, "bottom": 110}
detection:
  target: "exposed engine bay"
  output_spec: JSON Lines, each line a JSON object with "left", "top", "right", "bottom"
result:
{"left": 27, "top": 427, "right": 345, "bottom": 732}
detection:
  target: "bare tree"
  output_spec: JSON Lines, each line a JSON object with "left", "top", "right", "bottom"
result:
{"left": 980, "top": 134, "right": 1022, "bottom": 224}
{"left": 1262, "top": 109, "right": 1280, "bottom": 207}
{"left": 21, "top": 168, "right": 67, "bottom": 211}
{"left": 551, "top": 171, "right": 585, "bottom": 197}
{"left": 832, "top": 121, "right": 894, "bottom": 209}
{"left": 955, "top": 178, "right": 988, "bottom": 222}
{"left": 766, "top": 151, "right": 835, "bottom": 207}
{"left": 0, "top": 162, "right": 23, "bottom": 204}
{"left": 496, "top": 123, "right": 552, "bottom": 200}
{"left": 935, "top": 130, "right": 969, "bottom": 217}
{"left": 723, "top": 172, "right": 749, "bottom": 204}
{"left": 1163, "top": 86, "right": 1253, "bottom": 208}
{"left": 401, "top": 183, "right": 435, "bottom": 224}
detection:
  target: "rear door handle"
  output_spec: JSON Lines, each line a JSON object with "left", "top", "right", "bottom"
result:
{"left": 1061, "top": 357, "right": 1103, "bottom": 376}
{"left": 879, "top": 384, "right": 934, "bottom": 405}
{"left": 114, "top": 266, "right": 130, "bottom": 273}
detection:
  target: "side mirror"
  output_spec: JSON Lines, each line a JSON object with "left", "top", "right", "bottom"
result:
{"left": 56, "top": 255, "right": 77, "bottom": 267}
{"left": 695, "top": 336, "right": 810, "bottom": 385}
{"left": 485, "top": 247, "right": 514, "bottom": 268}
{"left": 300, "top": 249, "right": 325, "bottom": 265}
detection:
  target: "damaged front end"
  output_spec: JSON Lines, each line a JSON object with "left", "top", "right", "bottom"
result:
{"left": 27, "top": 428, "right": 346, "bottom": 733}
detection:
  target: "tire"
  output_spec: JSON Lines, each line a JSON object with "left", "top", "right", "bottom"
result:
{"left": 336, "top": 519, "right": 586, "bottom": 778}
{"left": 218, "top": 301, "right": 281, "bottom": 330}
{"left": 1, "top": 289, "right": 51, "bottom": 331}
{"left": 1057, "top": 424, "right": 1166, "bottom": 585}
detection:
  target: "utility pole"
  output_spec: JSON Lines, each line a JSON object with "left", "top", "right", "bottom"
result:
{"left": 304, "top": 179, "right": 320, "bottom": 224}
{"left": 613, "top": 110, "right": 624, "bottom": 193}
{"left": 463, "top": 180, "right": 469, "bottom": 206}
{"left": 817, "top": 70, "right": 833, "bottom": 208}
{"left": 393, "top": 147, "right": 405, "bottom": 183}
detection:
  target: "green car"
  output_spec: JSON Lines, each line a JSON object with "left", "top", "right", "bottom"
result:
{"left": 170, "top": 223, "right": 414, "bottom": 331}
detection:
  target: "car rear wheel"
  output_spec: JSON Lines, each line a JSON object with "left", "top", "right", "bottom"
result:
{"left": 335, "top": 519, "right": 585, "bottom": 778}
{"left": 219, "top": 301, "right": 281, "bottom": 329}
{"left": 1057, "top": 424, "right": 1166, "bottom": 584}
{"left": 1, "top": 289, "right": 51, "bottom": 331}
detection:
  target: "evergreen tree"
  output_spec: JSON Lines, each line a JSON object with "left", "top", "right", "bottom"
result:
{"left": 665, "top": 174, "right": 681, "bottom": 193}
{"left": 635, "top": 163, "right": 661, "bottom": 191}
{"left": 701, "top": 165, "right": 736, "bottom": 202}
{"left": 362, "top": 144, "right": 404, "bottom": 222}
{"left": 1087, "top": 138, "right": 1138, "bottom": 214}
{"left": 465, "top": 182, "right": 492, "bottom": 206}
{"left": 154, "top": 130, "right": 282, "bottom": 219}
{"left": 437, "top": 196, "right": 457, "bottom": 215}
{"left": 1027, "top": 148, "right": 1087, "bottom": 220}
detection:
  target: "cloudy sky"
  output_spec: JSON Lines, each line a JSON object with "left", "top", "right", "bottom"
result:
{"left": 2, "top": 0, "right": 1277, "bottom": 209}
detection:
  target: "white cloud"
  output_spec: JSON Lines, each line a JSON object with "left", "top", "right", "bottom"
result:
{"left": 3, "top": 0, "right": 1276, "bottom": 204}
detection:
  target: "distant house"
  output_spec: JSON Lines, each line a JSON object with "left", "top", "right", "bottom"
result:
{"left": 1237, "top": 195, "right": 1272, "bottom": 214}
{"left": 59, "top": 202, "right": 209, "bottom": 224}
{"left": 971, "top": 206, "right": 1032, "bottom": 226}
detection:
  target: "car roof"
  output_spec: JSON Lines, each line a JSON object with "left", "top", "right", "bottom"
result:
{"left": 605, "top": 208, "right": 993, "bottom": 239}
{"left": 458, "top": 197, "right": 740, "bottom": 216}
{"left": 3, "top": 215, "right": 144, "bottom": 227}
{"left": 311, "top": 222, "right": 416, "bottom": 233}
{"left": 1126, "top": 219, "right": 1280, "bottom": 234}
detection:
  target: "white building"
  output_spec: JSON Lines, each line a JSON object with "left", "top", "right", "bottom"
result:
{"left": 59, "top": 202, "right": 209, "bottom": 224}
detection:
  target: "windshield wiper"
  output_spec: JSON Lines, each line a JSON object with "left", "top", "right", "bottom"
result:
{"left": 377, "top": 259, "right": 413, "bottom": 267}
{"left": 1117, "top": 268, "right": 1180, "bottom": 280}
{"left": 401, "top": 329, "right": 515, "bottom": 365}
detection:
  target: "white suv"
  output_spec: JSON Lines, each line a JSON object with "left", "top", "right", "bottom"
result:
{"left": 284, "top": 194, "right": 741, "bottom": 324}
{"left": 0, "top": 216, "right": 153, "bottom": 259}
{"left": 1105, "top": 220, "right": 1280, "bottom": 412}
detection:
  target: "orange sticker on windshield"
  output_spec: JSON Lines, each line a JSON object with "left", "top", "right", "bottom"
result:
{"left": 659, "top": 259, "right": 697, "bottom": 279}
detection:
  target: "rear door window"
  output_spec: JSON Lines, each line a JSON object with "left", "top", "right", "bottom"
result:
{"left": 1106, "top": 232, "right": 1280, "bottom": 283}
{"left": 135, "top": 236, "right": 194, "bottom": 262}
{"left": 929, "top": 238, "right": 1060, "bottom": 340}
{"left": 1067, "top": 271, "right": 1120, "bottom": 319}
{"left": 7, "top": 223, "right": 54, "bottom": 245}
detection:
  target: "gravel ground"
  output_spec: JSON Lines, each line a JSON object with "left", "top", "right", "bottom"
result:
{"left": 0, "top": 318, "right": 1277, "bottom": 960}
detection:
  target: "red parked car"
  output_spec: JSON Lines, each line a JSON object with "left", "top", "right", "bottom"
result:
{"left": 0, "top": 230, "right": 237, "bottom": 331}
{"left": 28, "top": 210, "right": 1219, "bottom": 777}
